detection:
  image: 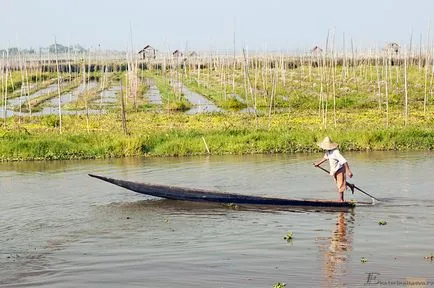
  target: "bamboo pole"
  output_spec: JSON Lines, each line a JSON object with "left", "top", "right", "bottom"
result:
{"left": 242, "top": 47, "right": 257, "bottom": 126}
{"left": 331, "top": 40, "right": 337, "bottom": 128}
{"left": 120, "top": 78, "right": 127, "bottom": 135}
{"left": 424, "top": 22, "right": 431, "bottom": 113}
{"left": 385, "top": 52, "right": 389, "bottom": 128}
{"left": 23, "top": 55, "right": 31, "bottom": 115}
{"left": 1, "top": 53, "right": 4, "bottom": 125}
{"left": 403, "top": 47, "right": 409, "bottom": 127}
{"left": 429, "top": 46, "right": 434, "bottom": 111}
{"left": 342, "top": 32, "right": 347, "bottom": 81}
{"left": 18, "top": 51, "right": 25, "bottom": 119}
{"left": 375, "top": 50, "right": 382, "bottom": 110}
{"left": 268, "top": 69, "right": 277, "bottom": 128}
{"left": 201, "top": 136, "right": 210, "bottom": 154}
{"left": 3, "top": 51, "right": 9, "bottom": 126}
{"left": 232, "top": 24, "right": 236, "bottom": 95}
{"left": 54, "top": 37, "right": 63, "bottom": 134}
{"left": 419, "top": 33, "right": 423, "bottom": 71}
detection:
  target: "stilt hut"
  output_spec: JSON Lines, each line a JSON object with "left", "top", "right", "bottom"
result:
{"left": 138, "top": 45, "right": 156, "bottom": 59}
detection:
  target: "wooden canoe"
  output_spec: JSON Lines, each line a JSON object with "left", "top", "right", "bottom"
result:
{"left": 89, "top": 174, "right": 372, "bottom": 208}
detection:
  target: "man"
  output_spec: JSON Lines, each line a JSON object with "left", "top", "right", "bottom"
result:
{"left": 313, "top": 137, "right": 353, "bottom": 202}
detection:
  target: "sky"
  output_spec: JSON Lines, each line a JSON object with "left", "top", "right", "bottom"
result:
{"left": 1, "top": 0, "right": 434, "bottom": 53}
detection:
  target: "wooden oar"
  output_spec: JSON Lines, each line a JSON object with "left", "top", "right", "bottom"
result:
{"left": 314, "top": 165, "right": 380, "bottom": 202}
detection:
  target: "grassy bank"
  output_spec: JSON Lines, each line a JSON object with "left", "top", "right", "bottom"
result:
{"left": 0, "top": 110, "right": 433, "bottom": 161}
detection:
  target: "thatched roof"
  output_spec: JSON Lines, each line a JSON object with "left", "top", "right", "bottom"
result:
{"left": 311, "top": 46, "right": 323, "bottom": 53}
{"left": 138, "top": 45, "right": 156, "bottom": 54}
{"left": 172, "top": 50, "right": 183, "bottom": 57}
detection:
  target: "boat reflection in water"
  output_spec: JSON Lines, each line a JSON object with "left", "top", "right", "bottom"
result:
{"left": 320, "top": 212, "right": 354, "bottom": 287}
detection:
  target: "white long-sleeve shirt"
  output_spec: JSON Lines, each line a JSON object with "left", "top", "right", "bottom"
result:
{"left": 323, "top": 149, "right": 347, "bottom": 176}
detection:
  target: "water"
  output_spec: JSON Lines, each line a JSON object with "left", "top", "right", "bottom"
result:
{"left": 40, "top": 82, "right": 99, "bottom": 116}
{"left": 145, "top": 80, "right": 163, "bottom": 105}
{"left": 171, "top": 80, "right": 222, "bottom": 114}
{"left": 1, "top": 83, "right": 101, "bottom": 117}
{"left": 0, "top": 152, "right": 433, "bottom": 287}
{"left": 44, "top": 82, "right": 98, "bottom": 107}
{"left": 7, "top": 84, "right": 59, "bottom": 107}
{"left": 96, "top": 86, "right": 121, "bottom": 105}
{"left": 0, "top": 84, "right": 60, "bottom": 118}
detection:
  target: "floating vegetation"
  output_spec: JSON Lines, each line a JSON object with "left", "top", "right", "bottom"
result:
{"left": 361, "top": 257, "right": 368, "bottom": 263}
{"left": 272, "top": 282, "right": 286, "bottom": 288}
{"left": 224, "top": 203, "right": 239, "bottom": 209}
{"left": 424, "top": 254, "right": 434, "bottom": 261}
{"left": 378, "top": 220, "right": 388, "bottom": 226}
{"left": 1, "top": 47, "right": 434, "bottom": 160}
{"left": 1, "top": 113, "right": 434, "bottom": 161}
{"left": 283, "top": 231, "right": 293, "bottom": 242}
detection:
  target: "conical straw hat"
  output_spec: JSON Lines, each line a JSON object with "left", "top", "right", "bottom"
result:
{"left": 318, "top": 136, "right": 338, "bottom": 150}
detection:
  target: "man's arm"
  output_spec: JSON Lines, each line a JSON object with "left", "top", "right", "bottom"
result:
{"left": 344, "top": 162, "right": 353, "bottom": 178}
{"left": 313, "top": 158, "right": 328, "bottom": 167}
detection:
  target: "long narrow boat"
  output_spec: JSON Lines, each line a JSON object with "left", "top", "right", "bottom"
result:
{"left": 89, "top": 174, "right": 372, "bottom": 208}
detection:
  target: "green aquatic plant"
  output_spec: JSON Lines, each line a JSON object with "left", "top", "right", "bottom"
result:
{"left": 272, "top": 282, "right": 286, "bottom": 288}
{"left": 378, "top": 220, "right": 387, "bottom": 226}
{"left": 41, "top": 115, "right": 61, "bottom": 128}
{"left": 224, "top": 203, "right": 239, "bottom": 209}
{"left": 424, "top": 254, "right": 434, "bottom": 261}
{"left": 283, "top": 231, "right": 293, "bottom": 242}
{"left": 361, "top": 257, "right": 368, "bottom": 263}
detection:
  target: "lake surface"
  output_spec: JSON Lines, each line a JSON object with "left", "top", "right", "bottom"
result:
{"left": 0, "top": 152, "right": 433, "bottom": 287}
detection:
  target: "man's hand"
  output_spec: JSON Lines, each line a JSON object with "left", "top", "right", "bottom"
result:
{"left": 348, "top": 171, "right": 353, "bottom": 178}
{"left": 313, "top": 162, "right": 321, "bottom": 167}
{"left": 313, "top": 159, "right": 326, "bottom": 167}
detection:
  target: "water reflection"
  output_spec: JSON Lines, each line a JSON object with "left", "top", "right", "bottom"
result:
{"left": 321, "top": 212, "right": 353, "bottom": 287}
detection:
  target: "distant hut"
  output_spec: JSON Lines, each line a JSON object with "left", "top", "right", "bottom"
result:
{"left": 311, "top": 45, "right": 323, "bottom": 55}
{"left": 138, "top": 45, "right": 156, "bottom": 60}
{"left": 172, "top": 50, "right": 183, "bottom": 57}
{"left": 384, "top": 42, "right": 400, "bottom": 55}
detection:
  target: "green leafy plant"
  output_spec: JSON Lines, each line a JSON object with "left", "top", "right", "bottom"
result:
{"left": 361, "top": 257, "right": 368, "bottom": 263}
{"left": 224, "top": 203, "right": 239, "bottom": 209}
{"left": 272, "top": 282, "right": 286, "bottom": 288}
{"left": 283, "top": 231, "right": 293, "bottom": 242}
{"left": 41, "top": 115, "right": 60, "bottom": 128}
{"left": 378, "top": 220, "right": 387, "bottom": 225}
